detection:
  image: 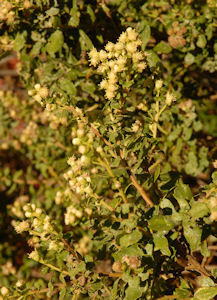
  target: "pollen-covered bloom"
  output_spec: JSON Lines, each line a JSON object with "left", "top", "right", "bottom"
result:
{"left": 88, "top": 27, "right": 147, "bottom": 100}
{"left": 28, "top": 250, "right": 40, "bottom": 262}
{"left": 12, "top": 220, "right": 29, "bottom": 233}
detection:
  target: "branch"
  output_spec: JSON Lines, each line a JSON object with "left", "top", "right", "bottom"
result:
{"left": 61, "top": 238, "right": 80, "bottom": 261}
{"left": 129, "top": 172, "right": 154, "bottom": 207}
{"left": 63, "top": 105, "right": 154, "bottom": 207}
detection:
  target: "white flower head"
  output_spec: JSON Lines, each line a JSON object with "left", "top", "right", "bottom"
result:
{"left": 28, "top": 250, "right": 40, "bottom": 261}
{"left": 155, "top": 79, "right": 163, "bottom": 90}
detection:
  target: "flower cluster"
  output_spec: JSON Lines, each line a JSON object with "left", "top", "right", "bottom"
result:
{"left": 12, "top": 203, "right": 65, "bottom": 257}
{"left": 0, "top": 286, "right": 9, "bottom": 297}
{"left": 41, "top": 107, "right": 68, "bottom": 129}
{"left": 1, "top": 260, "right": 16, "bottom": 276}
{"left": 64, "top": 205, "right": 92, "bottom": 226}
{"left": 74, "top": 235, "right": 91, "bottom": 255}
{"left": 20, "top": 121, "right": 38, "bottom": 145}
{"left": 12, "top": 203, "right": 55, "bottom": 238}
{"left": 0, "top": 34, "right": 14, "bottom": 51}
{"left": 9, "top": 195, "right": 29, "bottom": 219}
{"left": 89, "top": 27, "right": 146, "bottom": 100}
{"left": 65, "top": 205, "right": 83, "bottom": 225}
{"left": 112, "top": 255, "right": 141, "bottom": 272}
{"left": 0, "top": 0, "right": 15, "bottom": 24}
{"left": 12, "top": 220, "right": 29, "bottom": 234}
{"left": 60, "top": 121, "right": 95, "bottom": 201}
{"left": 28, "top": 84, "right": 49, "bottom": 105}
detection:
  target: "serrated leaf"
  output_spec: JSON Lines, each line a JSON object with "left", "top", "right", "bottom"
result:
{"left": 119, "top": 230, "right": 142, "bottom": 248}
{"left": 141, "top": 25, "right": 150, "bottom": 50}
{"left": 154, "top": 41, "right": 172, "bottom": 53}
{"left": 197, "top": 35, "right": 207, "bottom": 48}
{"left": 113, "top": 245, "right": 144, "bottom": 261}
{"left": 87, "top": 4, "right": 96, "bottom": 23}
{"left": 59, "top": 78, "right": 76, "bottom": 96}
{"left": 46, "top": 30, "right": 64, "bottom": 56}
{"left": 154, "top": 164, "right": 160, "bottom": 182}
{"left": 149, "top": 215, "right": 174, "bottom": 232}
{"left": 153, "top": 233, "right": 171, "bottom": 256}
{"left": 79, "top": 30, "right": 93, "bottom": 50}
{"left": 194, "top": 287, "right": 217, "bottom": 299}
{"left": 198, "top": 276, "right": 215, "bottom": 287}
{"left": 69, "top": 7, "right": 80, "bottom": 27}
{"left": 48, "top": 281, "right": 54, "bottom": 292}
{"left": 46, "top": 7, "right": 59, "bottom": 16}
{"left": 59, "top": 287, "right": 66, "bottom": 300}
{"left": 110, "top": 279, "right": 120, "bottom": 300}
{"left": 30, "top": 42, "right": 42, "bottom": 56}
{"left": 146, "top": 50, "right": 161, "bottom": 68}
{"left": 185, "top": 53, "right": 195, "bottom": 65}
{"left": 201, "top": 241, "right": 210, "bottom": 257}
{"left": 183, "top": 221, "right": 202, "bottom": 251}
{"left": 124, "top": 277, "right": 142, "bottom": 300}
{"left": 14, "top": 31, "right": 26, "bottom": 51}
{"left": 173, "top": 182, "right": 192, "bottom": 210}
{"left": 189, "top": 202, "right": 209, "bottom": 219}
{"left": 185, "top": 152, "right": 199, "bottom": 176}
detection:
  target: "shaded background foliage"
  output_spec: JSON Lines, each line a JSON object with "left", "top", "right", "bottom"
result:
{"left": 0, "top": 0, "right": 217, "bottom": 299}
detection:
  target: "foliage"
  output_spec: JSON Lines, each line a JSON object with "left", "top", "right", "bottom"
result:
{"left": 0, "top": 0, "right": 217, "bottom": 299}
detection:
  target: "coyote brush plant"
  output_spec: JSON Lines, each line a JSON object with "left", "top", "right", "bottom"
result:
{"left": 0, "top": 1, "right": 217, "bottom": 299}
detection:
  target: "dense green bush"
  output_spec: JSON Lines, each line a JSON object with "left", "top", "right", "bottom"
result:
{"left": 0, "top": 0, "right": 217, "bottom": 299}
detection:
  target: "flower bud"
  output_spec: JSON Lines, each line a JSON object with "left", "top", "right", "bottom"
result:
{"left": 72, "top": 138, "right": 81, "bottom": 145}
{"left": 155, "top": 79, "right": 163, "bottom": 90}
{"left": 78, "top": 145, "right": 87, "bottom": 154}
{"left": 1, "top": 287, "right": 9, "bottom": 296}
{"left": 34, "top": 84, "right": 41, "bottom": 91}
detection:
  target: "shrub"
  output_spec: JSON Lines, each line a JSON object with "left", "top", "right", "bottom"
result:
{"left": 0, "top": 0, "right": 217, "bottom": 299}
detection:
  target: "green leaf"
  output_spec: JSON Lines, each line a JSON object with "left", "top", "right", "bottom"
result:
{"left": 46, "top": 7, "right": 59, "bottom": 16}
{"left": 30, "top": 42, "right": 42, "bottom": 56}
{"left": 173, "top": 182, "right": 192, "bottom": 210}
{"left": 46, "top": 30, "right": 64, "bottom": 56}
{"left": 185, "top": 53, "right": 195, "bottom": 65}
{"left": 149, "top": 215, "right": 174, "bottom": 232}
{"left": 124, "top": 277, "right": 142, "bottom": 300}
{"left": 154, "top": 164, "right": 160, "bottom": 182}
{"left": 87, "top": 4, "right": 96, "bottom": 23}
{"left": 185, "top": 152, "right": 199, "bottom": 176}
{"left": 113, "top": 245, "right": 143, "bottom": 261}
{"left": 81, "top": 81, "right": 96, "bottom": 94}
{"left": 59, "top": 78, "right": 76, "bottom": 96}
{"left": 154, "top": 41, "right": 172, "bottom": 53}
{"left": 175, "top": 287, "right": 190, "bottom": 298}
{"left": 212, "top": 171, "right": 217, "bottom": 184}
{"left": 59, "top": 287, "right": 66, "bottom": 300}
{"left": 196, "top": 35, "right": 207, "bottom": 48}
{"left": 183, "top": 221, "right": 202, "bottom": 251}
{"left": 153, "top": 233, "right": 171, "bottom": 256}
{"left": 198, "top": 276, "right": 215, "bottom": 287}
{"left": 59, "top": 250, "right": 69, "bottom": 261}
{"left": 119, "top": 230, "right": 142, "bottom": 248}
{"left": 201, "top": 241, "right": 210, "bottom": 257}
{"left": 14, "top": 31, "right": 26, "bottom": 51}
{"left": 146, "top": 50, "right": 161, "bottom": 68}
{"left": 194, "top": 287, "right": 217, "bottom": 300}
{"left": 79, "top": 30, "right": 93, "bottom": 50}
{"left": 141, "top": 25, "right": 150, "bottom": 50}
{"left": 110, "top": 279, "right": 120, "bottom": 300}
{"left": 189, "top": 202, "right": 209, "bottom": 219}
{"left": 69, "top": 7, "right": 80, "bottom": 27}
{"left": 206, "top": 25, "right": 213, "bottom": 40}
{"left": 48, "top": 281, "right": 54, "bottom": 292}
